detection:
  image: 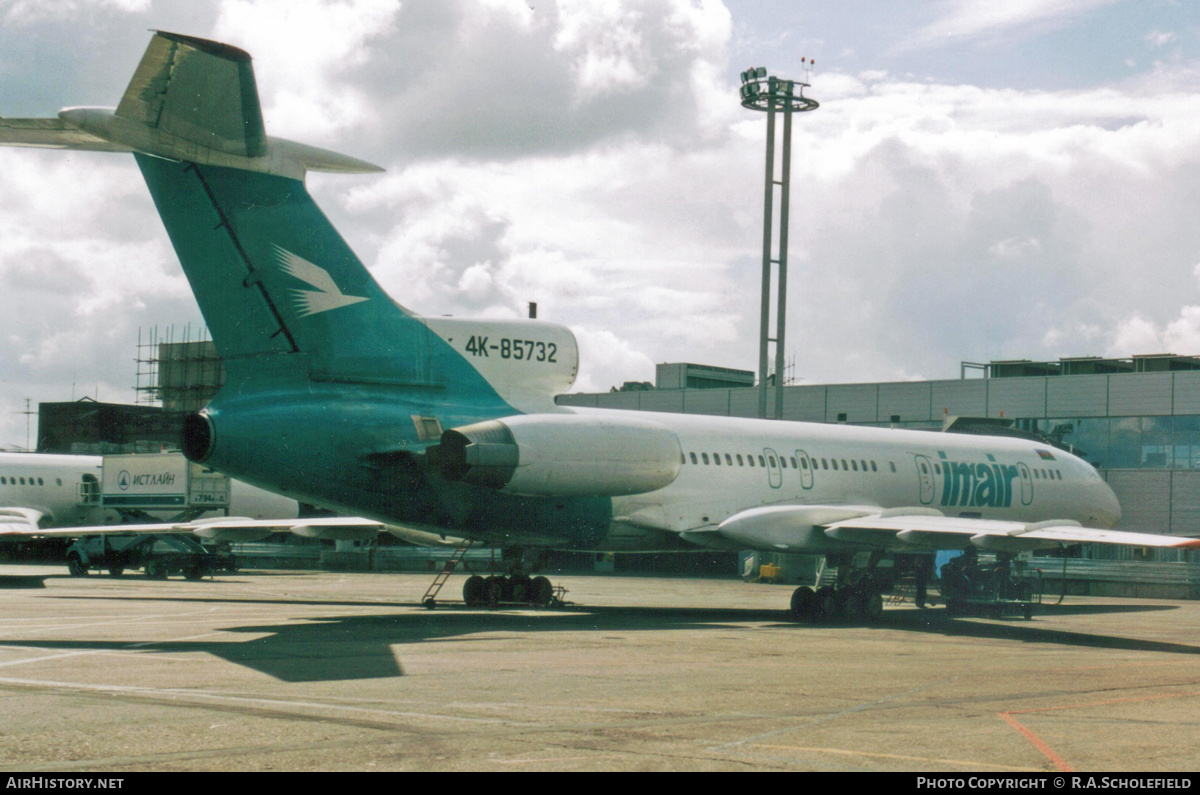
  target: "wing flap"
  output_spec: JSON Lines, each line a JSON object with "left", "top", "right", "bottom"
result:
{"left": 826, "top": 514, "right": 1200, "bottom": 551}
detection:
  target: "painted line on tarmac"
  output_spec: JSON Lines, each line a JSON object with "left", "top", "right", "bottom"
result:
{"left": 0, "top": 606, "right": 224, "bottom": 638}
{"left": 0, "top": 630, "right": 229, "bottom": 669}
{"left": 997, "top": 711, "right": 1074, "bottom": 772}
{"left": 0, "top": 674, "right": 538, "bottom": 727}
{"left": 751, "top": 743, "right": 1042, "bottom": 772}
{"left": 706, "top": 677, "right": 958, "bottom": 751}
{"left": 997, "top": 688, "right": 1200, "bottom": 772}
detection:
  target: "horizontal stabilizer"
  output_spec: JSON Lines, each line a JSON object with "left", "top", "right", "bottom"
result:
{"left": 0, "top": 117, "right": 129, "bottom": 151}
{"left": 0, "top": 32, "right": 383, "bottom": 180}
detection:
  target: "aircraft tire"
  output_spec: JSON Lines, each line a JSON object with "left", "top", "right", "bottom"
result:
{"left": 484, "top": 575, "right": 506, "bottom": 604}
{"left": 510, "top": 574, "right": 533, "bottom": 603}
{"left": 463, "top": 575, "right": 486, "bottom": 606}
{"left": 144, "top": 559, "right": 168, "bottom": 580}
{"left": 789, "top": 586, "right": 816, "bottom": 622}
{"left": 108, "top": 566, "right": 125, "bottom": 577}
{"left": 531, "top": 576, "right": 554, "bottom": 607}
{"left": 182, "top": 562, "right": 205, "bottom": 581}
{"left": 66, "top": 555, "right": 88, "bottom": 578}
{"left": 814, "top": 586, "right": 838, "bottom": 622}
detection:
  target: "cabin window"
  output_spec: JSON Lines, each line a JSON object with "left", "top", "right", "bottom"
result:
{"left": 737, "top": 454, "right": 744, "bottom": 466}
{"left": 714, "top": 453, "right": 722, "bottom": 466}
{"left": 690, "top": 452, "right": 698, "bottom": 464}
{"left": 780, "top": 457, "right": 787, "bottom": 469}
{"left": 790, "top": 457, "right": 798, "bottom": 469}
{"left": 1057, "top": 471, "right": 1062, "bottom": 480}
{"left": 758, "top": 456, "right": 766, "bottom": 467}
{"left": 889, "top": 462, "right": 897, "bottom": 473}
{"left": 831, "top": 459, "right": 839, "bottom": 470}
{"left": 19, "top": 478, "right": 25, "bottom": 485}
{"left": 920, "top": 463, "right": 928, "bottom": 474}
{"left": 0, "top": 477, "right": 5, "bottom": 485}
{"left": 870, "top": 461, "right": 877, "bottom": 472}
{"left": 56, "top": 478, "right": 62, "bottom": 486}
{"left": 842, "top": 459, "right": 849, "bottom": 470}
{"left": 748, "top": 456, "right": 755, "bottom": 467}
{"left": 934, "top": 464, "right": 941, "bottom": 475}
{"left": 702, "top": 453, "right": 710, "bottom": 464}
{"left": 860, "top": 460, "right": 867, "bottom": 472}
{"left": 768, "top": 456, "right": 777, "bottom": 467}
{"left": 725, "top": 454, "right": 733, "bottom": 466}
{"left": 851, "top": 460, "right": 859, "bottom": 471}
{"left": 1034, "top": 470, "right": 1040, "bottom": 479}
{"left": 821, "top": 459, "right": 828, "bottom": 469}
{"left": 37, "top": 478, "right": 43, "bottom": 486}
{"left": 800, "top": 458, "right": 808, "bottom": 470}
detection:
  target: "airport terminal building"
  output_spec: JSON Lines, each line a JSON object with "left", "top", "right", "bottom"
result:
{"left": 558, "top": 356, "right": 1200, "bottom": 558}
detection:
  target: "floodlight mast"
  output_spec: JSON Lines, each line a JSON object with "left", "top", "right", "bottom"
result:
{"left": 740, "top": 66, "right": 818, "bottom": 420}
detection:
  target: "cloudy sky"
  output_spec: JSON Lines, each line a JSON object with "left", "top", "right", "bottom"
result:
{"left": 0, "top": 0, "right": 1198, "bottom": 448}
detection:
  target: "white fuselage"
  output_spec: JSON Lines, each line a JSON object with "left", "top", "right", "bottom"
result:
{"left": 588, "top": 410, "right": 1120, "bottom": 545}
{"left": 0, "top": 453, "right": 116, "bottom": 527}
{"left": 0, "top": 452, "right": 301, "bottom": 527}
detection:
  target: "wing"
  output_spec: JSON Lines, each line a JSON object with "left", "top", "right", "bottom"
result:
{"left": 1, "top": 516, "right": 387, "bottom": 543}
{"left": 711, "top": 504, "right": 1200, "bottom": 553}
{"left": 0, "top": 507, "right": 47, "bottom": 538}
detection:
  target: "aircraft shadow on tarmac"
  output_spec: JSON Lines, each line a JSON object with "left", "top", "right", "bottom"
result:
{"left": 0, "top": 594, "right": 1193, "bottom": 683}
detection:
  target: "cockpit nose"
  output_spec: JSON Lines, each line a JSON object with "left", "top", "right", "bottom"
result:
{"left": 1092, "top": 481, "right": 1122, "bottom": 528}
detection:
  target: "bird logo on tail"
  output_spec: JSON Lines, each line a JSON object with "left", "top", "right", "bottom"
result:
{"left": 273, "top": 245, "right": 368, "bottom": 317}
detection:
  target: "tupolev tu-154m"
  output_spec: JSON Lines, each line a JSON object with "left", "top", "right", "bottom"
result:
{"left": 2, "top": 31, "right": 1195, "bottom": 621}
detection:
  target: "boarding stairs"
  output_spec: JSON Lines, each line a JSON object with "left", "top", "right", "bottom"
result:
{"left": 421, "top": 540, "right": 476, "bottom": 607}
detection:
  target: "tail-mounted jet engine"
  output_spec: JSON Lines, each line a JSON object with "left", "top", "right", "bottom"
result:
{"left": 431, "top": 414, "right": 682, "bottom": 497}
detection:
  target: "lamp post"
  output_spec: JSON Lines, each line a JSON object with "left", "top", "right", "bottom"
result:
{"left": 740, "top": 66, "right": 818, "bottom": 419}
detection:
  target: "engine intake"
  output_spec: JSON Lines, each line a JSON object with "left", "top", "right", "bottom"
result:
{"left": 432, "top": 414, "right": 681, "bottom": 497}
{"left": 182, "top": 411, "right": 215, "bottom": 463}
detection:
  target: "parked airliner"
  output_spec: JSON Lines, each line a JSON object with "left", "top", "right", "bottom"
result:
{"left": 2, "top": 32, "right": 1195, "bottom": 620}
{"left": 0, "top": 450, "right": 393, "bottom": 573}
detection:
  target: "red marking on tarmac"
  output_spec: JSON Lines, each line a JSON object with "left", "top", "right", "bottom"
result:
{"left": 998, "top": 711, "right": 1074, "bottom": 772}
{"left": 998, "top": 690, "right": 1200, "bottom": 772}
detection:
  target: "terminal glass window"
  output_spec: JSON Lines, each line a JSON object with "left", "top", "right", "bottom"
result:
{"left": 1175, "top": 416, "right": 1200, "bottom": 469}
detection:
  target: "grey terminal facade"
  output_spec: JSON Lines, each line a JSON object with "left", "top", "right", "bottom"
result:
{"left": 558, "top": 355, "right": 1200, "bottom": 560}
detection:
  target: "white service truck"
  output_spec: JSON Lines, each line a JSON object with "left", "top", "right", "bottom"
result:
{"left": 65, "top": 452, "right": 237, "bottom": 579}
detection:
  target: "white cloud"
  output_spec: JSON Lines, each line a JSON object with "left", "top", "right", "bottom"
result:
{"left": 902, "top": 0, "right": 1120, "bottom": 50}
{"left": 1146, "top": 30, "right": 1178, "bottom": 48}
{"left": 212, "top": 0, "right": 403, "bottom": 142}
{"left": 2, "top": 0, "right": 150, "bottom": 23}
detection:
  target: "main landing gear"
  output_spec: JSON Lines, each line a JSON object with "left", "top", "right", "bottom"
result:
{"left": 788, "top": 552, "right": 886, "bottom": 624}
{"left": 461, "top": 572, "right": 559, "bottom": 608}
{"left": 422, "top": 545, "right": 565, "bottom": 609}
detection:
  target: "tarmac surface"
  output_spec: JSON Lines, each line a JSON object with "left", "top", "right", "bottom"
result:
{"left": 0, "top": 567, "right": 1197, "bottom": 772}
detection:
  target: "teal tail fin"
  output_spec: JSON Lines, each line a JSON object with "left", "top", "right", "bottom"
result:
{"left": 137, "top": 155, "right": 437, "bottom": 387}
{"left": 0, "top": 31, "right": 508, "bottom": 400}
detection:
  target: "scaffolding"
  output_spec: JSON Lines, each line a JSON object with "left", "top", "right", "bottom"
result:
{"left": 135, "top": 325, "right": 225, "bottom": 413}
